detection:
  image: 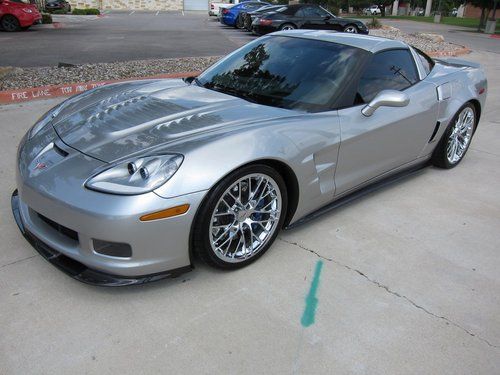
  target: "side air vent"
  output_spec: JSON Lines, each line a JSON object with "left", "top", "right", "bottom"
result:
{"left": 53, "top": 143, "right": 69, "bottom": 157}
{"left": 428, "top": 121, "right": 441, "bottom": 143}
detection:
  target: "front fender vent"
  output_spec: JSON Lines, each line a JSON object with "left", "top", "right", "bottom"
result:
{"left": 429, "top": 121, "right": 441, "bottom": 143}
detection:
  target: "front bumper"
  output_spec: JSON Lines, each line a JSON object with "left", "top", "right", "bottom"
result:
{"left": 12, "top": 190, "right": 191, "bottom": 286}
{"left": 12, "top": 177, "right": 207, "bottom": 285}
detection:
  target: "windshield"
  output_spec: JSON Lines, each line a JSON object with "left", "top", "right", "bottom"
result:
{"left": 197, "top": 36, "right": 366, "bottom": 112}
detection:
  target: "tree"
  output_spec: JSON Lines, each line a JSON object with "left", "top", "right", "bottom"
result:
{"left": 469, "top": 0, "right": 495, "bottom": 30}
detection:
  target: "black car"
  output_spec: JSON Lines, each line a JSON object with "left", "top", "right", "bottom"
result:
{"left": 45, "top": 0, "right": 71, "bottom": 13}
{"left": 242, "top": 4, "right": 286, "bottom": 31}
{"left": 252, "top": 4, "right": 368, "bottom": 35}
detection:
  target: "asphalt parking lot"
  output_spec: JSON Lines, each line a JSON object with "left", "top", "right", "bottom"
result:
{"left": 0, "top": 49, "right": 499, "bottom": 373}
{"left": 2, "top": 11, "right": 499, "bottom": 68}
{"left": 0, "top": 11, "right": 246, "bottom": 67}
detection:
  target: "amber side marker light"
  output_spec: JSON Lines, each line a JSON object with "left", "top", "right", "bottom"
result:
{"left": 140, "top": 204, "right": 190, "bottom": 222}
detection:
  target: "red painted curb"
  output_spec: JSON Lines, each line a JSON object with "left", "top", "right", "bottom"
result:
{"left": 0, "top": 71, "right": 200, "bottom": 105}
{"left": 489, "top": 34, "right": 500, "bottom": 39}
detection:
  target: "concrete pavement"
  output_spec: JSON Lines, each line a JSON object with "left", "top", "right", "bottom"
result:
{"left": 0, "top": 50, "right": 499, "bottom": 374}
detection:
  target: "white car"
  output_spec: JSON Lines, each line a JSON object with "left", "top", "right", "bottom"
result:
{"left": 209, "top": 0, "right": 242, "bottom": 16}
{"left": 364, "top": 5, "right": 381, "bottom": 15}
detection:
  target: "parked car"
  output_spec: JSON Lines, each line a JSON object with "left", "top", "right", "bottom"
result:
{"left": 12, "top": 32, "right": 487, "bottom": 285}
{"left": 242, "top": 4, "right": 286, "bottom": 30}
{"left": 45, "top": 0, "right": 71, "bottom": 13}
{"left": 252, "top": 4, "right": 368, "bottom": 35}
{"left": 209, "top": 0, "right": 249, "bottom": 17}
{"left": 221, "top": 0, "right": 269, "bottom": 27}
{"left": 0, "top": 0, "right": 41, "bottom": 31}
{"left": 363, "top": 5, "right": 381, "bottom": 15}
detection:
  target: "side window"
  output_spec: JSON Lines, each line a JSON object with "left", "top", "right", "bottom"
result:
{"left": 295, "top": 8, "right": 305, "bottom": 17}
{"left": 302, "top": 6, "right": 323, "bottom": 17}
{"left": 356, "top": 49, "right": 419, "bottom": 104}
{"left": 414, "top": 47, "right": 434, "bottom": 76}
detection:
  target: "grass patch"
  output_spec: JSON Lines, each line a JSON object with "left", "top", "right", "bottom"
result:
{"left": 355, "top": 15, "right": 500, "bottom": 31}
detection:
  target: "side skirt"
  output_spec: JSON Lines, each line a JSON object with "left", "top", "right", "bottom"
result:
{"left": 285, "top": 162, "right": 428, "bottom": 230}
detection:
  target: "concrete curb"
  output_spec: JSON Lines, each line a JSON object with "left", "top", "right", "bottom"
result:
{"left": 0, "top": 71, "right": 200, "bottom": 105}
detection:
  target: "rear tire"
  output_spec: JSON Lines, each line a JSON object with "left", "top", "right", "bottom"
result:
{"left": 236, "top": 15, "right": 244, "bottom": 29}
{"left": 432, "top": 103, "right": 476, "bottom": 169}
{"left": 193, "top": 164, "right": 287, "bottom": 270}
{"left": 1, "top": 15, "right": 21, "bottom": 32}
{"left": 279, "top": 23, "right": 296, "bottom": 31}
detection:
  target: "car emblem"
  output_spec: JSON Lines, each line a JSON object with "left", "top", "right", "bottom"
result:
{"left": 34, "top": 162, "right": 47, "bottom": 171}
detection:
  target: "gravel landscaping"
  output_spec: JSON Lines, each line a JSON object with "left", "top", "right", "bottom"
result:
{"left": 369, "top": 27, "right": 466, "bottom": 55}
{"left": 0, "top": 56, "right": 221, "bottom": 91}
{"left": 0, "top": 27, "right": 467, "bottom": 91}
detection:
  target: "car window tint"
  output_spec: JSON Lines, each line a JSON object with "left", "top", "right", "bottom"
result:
{"left": 414, "top": 47, "right": 434, "bottom": 76}
{"left": 197, "top": 36, "right": 367, "bottom": 112}
{"left": 302, "top": 6, "right": 324, "bottom": 17}
{"left": 295, "top": 8, "right": 305, "bottom": 17}
{"left": 357, "top": 49, "right": 418, "bottom": 104}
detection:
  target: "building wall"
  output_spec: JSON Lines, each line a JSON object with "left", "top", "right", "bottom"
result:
{"left": 69, "top": 0, "right": 183, "bottom": 11}
{"left": 464, "top": 4, "right": 500, "bottom": 19}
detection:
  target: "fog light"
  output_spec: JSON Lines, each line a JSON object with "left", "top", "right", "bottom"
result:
{"left": 93, "top": 239, "right": 132, "bottom": 258}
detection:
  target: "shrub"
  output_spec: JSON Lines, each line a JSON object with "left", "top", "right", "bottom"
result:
{"left": 50, "top": 9, "right": 70, "bottom": 14}
{"left": 367, "top": 16, "right": 382, "bottom": 29}
{"left": 72, "top": 8, "right": 100, "bottom": 15}
{"left": 41, "top": 13, "right": 53, "bottom": 24}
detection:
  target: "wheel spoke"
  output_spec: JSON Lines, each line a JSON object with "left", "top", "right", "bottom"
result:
{"left": 209, "top": 173, "right": 281, "bottom": 263}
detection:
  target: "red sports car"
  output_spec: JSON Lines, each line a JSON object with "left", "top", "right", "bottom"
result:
{"left": 0, "top": 0, "right": 41, "bottom": 32}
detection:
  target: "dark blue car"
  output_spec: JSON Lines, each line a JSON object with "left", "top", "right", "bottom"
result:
{"left": 221, "top": 1, "right": 270, "bottom": 27}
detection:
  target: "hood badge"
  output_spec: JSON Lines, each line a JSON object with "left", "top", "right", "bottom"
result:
{"left": 34, "top": 162, "right": 47, "bottom": 171}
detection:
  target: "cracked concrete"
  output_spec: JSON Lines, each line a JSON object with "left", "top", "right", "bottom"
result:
{"left": 279, "top": 237, "right": 500, "bottom": 349}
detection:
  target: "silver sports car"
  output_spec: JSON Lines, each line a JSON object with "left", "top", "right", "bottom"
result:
{"left": 12, "top": 31, "right": 487, "bottom": 286}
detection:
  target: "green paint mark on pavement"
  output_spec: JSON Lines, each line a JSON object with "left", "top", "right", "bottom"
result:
{"left": 301, "top": 260, "right": 323, "bottom": 327}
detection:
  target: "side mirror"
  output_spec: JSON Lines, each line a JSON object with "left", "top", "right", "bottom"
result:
{"left": 361, "top": 90, "right": 410, "bottom": 117}
{"left": 324, "top": 15, "right": 331, "bottom": 20}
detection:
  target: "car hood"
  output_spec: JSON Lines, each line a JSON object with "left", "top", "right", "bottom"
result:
{"left": 52, "top": 79, "right": 294, "bottom": 163}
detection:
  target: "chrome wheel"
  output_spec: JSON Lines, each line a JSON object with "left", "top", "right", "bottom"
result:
{"left": 281, "top": 25, "right": 295, "bottom": 31}
{"left": 446, "top": 106, "right": 475, "bottom": 164}
{"left": 344, "top": 25, "right": 358, "bottom": 33}
{"left": 209, "top": 173, "right": 282, "bottom": 263}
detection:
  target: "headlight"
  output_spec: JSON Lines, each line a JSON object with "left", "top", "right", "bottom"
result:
{"left": 23, "top": 8, "right": 33, "bottom": 13}
{"left": 85, "top": 154, "right": 183, "bottom": 195}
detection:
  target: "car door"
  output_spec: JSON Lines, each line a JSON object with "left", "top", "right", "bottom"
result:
{"left": 334, "top": 48, "right": 439, "bottom": 196}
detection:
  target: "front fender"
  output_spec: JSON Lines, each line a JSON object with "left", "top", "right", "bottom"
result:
{"left": 154, "top": 113, "right": 341, "bottom": 224}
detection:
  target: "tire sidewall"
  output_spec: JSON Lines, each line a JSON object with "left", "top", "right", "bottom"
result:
{"left": 279, "top": 23, "right": 296, "bottom": 31}
{"left": 344, "top": 24, "right": 358, "bottom": 33}
{"left": 195, "top": 164, "right": 288, "bottom": 270}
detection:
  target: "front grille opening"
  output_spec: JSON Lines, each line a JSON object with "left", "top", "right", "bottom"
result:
{"left": 93, "top": 239, "right": 132, "bottom": 258}
{"left": 37, "top": 213, "right": 79, "bottom": 242}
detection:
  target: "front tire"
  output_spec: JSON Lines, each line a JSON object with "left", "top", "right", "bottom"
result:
{"left": 343, "top": 24, "right": 358, "bottom": 33}
{"left": 194, "top": 165, "right": 287, "bottom": 270}
{"left": 432, "top": 103, "right": 476, "bottom": 169}
{"left": 1, "top": 15, "right": 21, "bottom": 32}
